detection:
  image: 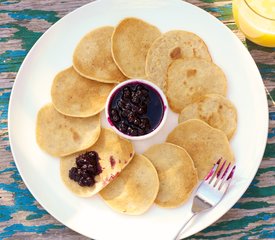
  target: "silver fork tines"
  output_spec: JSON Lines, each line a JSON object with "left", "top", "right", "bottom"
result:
{"left": 174, "top": 159, "right": 236, "bottom": 240}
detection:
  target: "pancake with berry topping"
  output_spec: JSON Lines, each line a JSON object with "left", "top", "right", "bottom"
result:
{"left": 60, "top": 128, "right": 134, "bottom": 197}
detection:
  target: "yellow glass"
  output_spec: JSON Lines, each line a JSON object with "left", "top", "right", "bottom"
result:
{"left": 232, "top": 0, "right": 275, "bottom": 47}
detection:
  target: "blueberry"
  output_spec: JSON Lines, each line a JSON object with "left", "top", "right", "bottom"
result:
{"left": 134, "top": 118, "right": 140, "bottom": 126}
{"left": 138, "top": 128, "right": 145, "bottom": 135}
{"left": 76, "top": 158, "right": 84, "bottom": 167}
{"left": 136, "top": 85, "right": 144, "bottom": 91}
{"left": 128, "top": 113, "right": 135, "bottom": 123}
{"left": 125, "top": 103, "right": 132, "bottom": 110}
{"left": 131, "top": 128, "right": 138, "bottom": 136}
{"left": 131, "top": 96, "right": 140, "bottom": 104}
{"left": 127, "top": 127, "right": 137, "bottom": 136}
{"left": 131, "top": 105, "right": 138, "bottom": 113}
{"left": 140, "top": 95, "right": 149, "bottom": 103}
{"left": 78, "top": 178, "right": 85, "bottom": 186}
{"left": 145, "top": 121, "right": 151, "bottom": 131}
{"left": 86, "top": 177, "right": 94, "bottom": 186}
{"left": 81, "top": 164, "right": 87, "bottom": 170}
{"left": 140, "top": 122, "right": 146, "bottom": 129}
{"left": 123, "top": 88, "right": 131, "bottom": 99}
{"left": 69, "top": 167, "right": 77, "bottom": 179}
{"left": 140, "top": 118, "right": 150, "bottom": 129}
{"left": 118, "top": 100, "right": 126, "bottom": 109}
{"left": 111, "top": 109, "right": 118, "bottom": 116}
{"left": 112, "top": 114, "right": 120, "bottom": 122}
{"left": 121, "top": 110, "right": 130, "bottom": 118}
{"left": 137, "top": 106, "right": 146, "bottom": 115}
{"left": 88, "top": 151, "right": 98, "bottom": 160}
{"left": 81, "top": 170, "right": 88, "bottom": 178}
{"left": 136, "top": 90, "right": 142, "bottom": 96}
{"left": 118, "top": 123, "right": 127, "bottom": 133}
{"left": 74, "top": 173, "right": 81, "bottom": 181}
{"left": 141, "top": 89, "right": 149, "bottom": 97}
{"left": 87, "top": 164, "right": 95, "bottom": 174}
{"left": 123, "top": 86, "right": 131, "bottom": 93}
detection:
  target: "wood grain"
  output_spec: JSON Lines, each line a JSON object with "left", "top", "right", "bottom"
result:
{"left": 0, "top": 0, "right": 274, "bottom": 239}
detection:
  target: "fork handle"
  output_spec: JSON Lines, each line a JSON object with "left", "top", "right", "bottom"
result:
{"left": 173, "top": 212, "right": 197, "bottom": 240}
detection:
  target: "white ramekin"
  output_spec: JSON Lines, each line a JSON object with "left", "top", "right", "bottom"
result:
{"left": 105, "top": 79, "right": 168, "bottom": 141}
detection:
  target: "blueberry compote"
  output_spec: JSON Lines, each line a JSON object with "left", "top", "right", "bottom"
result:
{"left": 69, "top": 151, "right": 102, "bottom": 187}
{"left": 108, "top": 82, "right": 164, "bottom": 137}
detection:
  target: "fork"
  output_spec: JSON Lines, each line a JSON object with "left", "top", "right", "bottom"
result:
{"left": 174, "top": 158, "right": 236, "bottom": 240}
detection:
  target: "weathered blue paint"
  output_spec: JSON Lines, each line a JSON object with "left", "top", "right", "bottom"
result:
{"left": 0, "top": 9, "right": 60, "bottom": 23}
{"left": 234, "top": 201, "right": 273, "bottom": 209}
{"left": 270, "top": 112, "right": 275, "bottom": 120}
{"left": 0, "top": 91, "right": 10, "bottom": 128}
{"left": 0, "top": 162, "right": 64, "bottom": 237}
{"left": 205, "top": 4, "right": 233, "bottom": 21}
{"left": 0, "top": 0, "right": 20, "bottom": 5}
{"left": 0, "top": 224, "right": 64, "bottom": 238}
{"left": 0, "top": 50, "right": 27, "bottom": 72}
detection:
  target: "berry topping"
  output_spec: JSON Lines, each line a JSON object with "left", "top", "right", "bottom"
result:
{"left": 69, "top": 151, "right": 102, "bottom": 187}
{"left": 108, "top": 82, "right": 164, "bottom": 137}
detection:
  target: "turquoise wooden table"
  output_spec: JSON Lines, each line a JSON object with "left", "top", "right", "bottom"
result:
{"left": 0, "top": 0, "right": 274, "bottom": 239}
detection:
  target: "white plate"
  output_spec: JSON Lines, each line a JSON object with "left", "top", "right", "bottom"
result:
{"left": 8, "top": 0, "right": 268, "bottom": 239}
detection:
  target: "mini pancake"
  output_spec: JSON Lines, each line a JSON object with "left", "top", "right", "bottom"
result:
{"left": 51, "top": 67, "right": 114, "bottom": 117}
{"left": 143, "top": 143, "right": 198, "bottom": 208}
{"left": 36, "top": 104, "right": 100, "bottom": 157}
{"left": 73, "top": 26, "right": 126, "bottom": 83}
{"left": 111, "top": 18, "right": 161, "bottom": 78}
{"left": 179, "top": 94, "right": 237, "bottom": 139}
{"left": 145, "top": 30, "right": 212, "bottom": 90}
{"left": 60, "top": 128, "right": 134, "bottom": 197}
{"left": 99, "top": 154, "right": 159, "bottom": 215}
{"left": 166, "top": 119, "right": 234, "bottom": 180}
{"left": 166, "top": 58, "right": 227, "bottom": 113}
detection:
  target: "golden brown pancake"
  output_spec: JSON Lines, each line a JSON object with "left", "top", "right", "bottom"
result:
{"left": 166, "top": 58, "right": 227, "bottom": 113}
{"left": 144, "top": 143, "right": 198, "bottom": 208}
{"left": 100, "top": 154, "right": 159, "bottom": 215}
{"left": 145, "top": 30, "right": 212, "bottom": 90}
{"left": 166, "top": 119, "right": 234, "bottom": 179}
{"left": 73, "top": 26, "right": 126, "bottom": 83}
{"left": 179, "top": 94, "right": 237, "bottom": 139}
{"left": 111, "top": 17, "right": 161, "bottom": 78}
{"left": 36, "top": 104, "right": 100, "bottom": 157}
{"left": 51, "top": 67, "right": 114, "bottom": 117}
{"left": 60, "top": 128, "right": 134, "bottom": 197}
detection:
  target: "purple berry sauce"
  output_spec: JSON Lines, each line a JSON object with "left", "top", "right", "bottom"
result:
{"left": 108, "top": 81, "right": 165, "bottom": 137}
{"left": 69, "top": 151, "right": 102, "bottom": 187}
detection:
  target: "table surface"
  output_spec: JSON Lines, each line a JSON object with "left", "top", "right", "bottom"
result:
{"left": 0, "top": 0, "right": 274, "bottom": 239}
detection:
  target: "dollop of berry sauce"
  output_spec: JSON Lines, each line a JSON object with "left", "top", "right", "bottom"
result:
{"left": 69, "top": 151, "right": 102, "bottom": 187}
{"left": 108, "top": 82, "right": 164, "bottom": 136}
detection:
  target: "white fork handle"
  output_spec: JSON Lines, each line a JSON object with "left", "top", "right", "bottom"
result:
{"left": 173, "top": 213, "right": 197, "bottom": 240}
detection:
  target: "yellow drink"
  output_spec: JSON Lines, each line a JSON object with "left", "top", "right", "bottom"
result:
{"left": 232, "top": 0, "right": 275, "bottom": 47}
